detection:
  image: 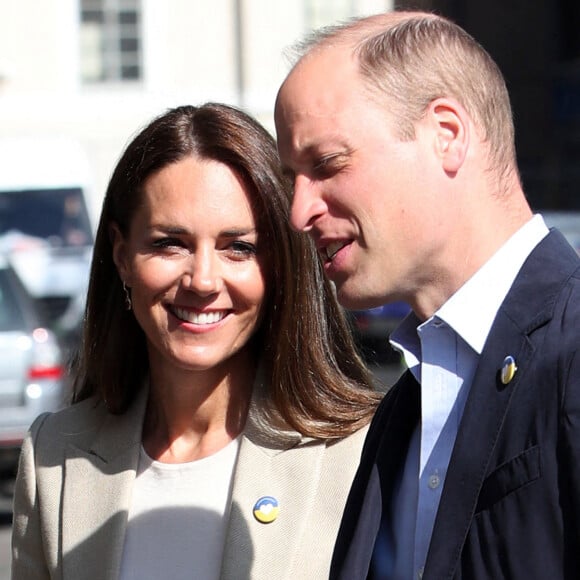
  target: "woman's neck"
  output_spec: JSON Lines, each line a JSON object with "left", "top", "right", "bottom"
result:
{"left": 142, "top": 357, "right": 255, "bottom": 463}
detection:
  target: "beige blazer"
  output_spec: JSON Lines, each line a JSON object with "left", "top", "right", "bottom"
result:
{"left": 11, "top": 385, "right": 369, "bottom": 580}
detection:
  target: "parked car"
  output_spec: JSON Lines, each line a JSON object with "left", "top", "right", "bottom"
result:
{"left": 0, "top": 136, "right": 96, "bottom": 345}
{"left": 0, "top": 255, "right": 67, "bottom": 475}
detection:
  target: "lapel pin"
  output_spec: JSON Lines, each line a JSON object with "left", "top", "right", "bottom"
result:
{"left": 253, "top": 496, "right": 279, "bottom": 524}
{"left": 500, "top": 355, "right": 518, "bottom": 385}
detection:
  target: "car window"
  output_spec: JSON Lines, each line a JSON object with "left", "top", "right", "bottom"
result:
{"left": 0, "top": 269, "right": 27, "bottom": 331}
{"left": 0, "top": 187, "right": 93, "bottom": 248}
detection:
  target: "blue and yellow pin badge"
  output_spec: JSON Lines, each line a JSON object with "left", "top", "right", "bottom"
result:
{"left": 500, "top": 355, "right": 518, "bottom": 385}
{"left": 253, "top": 496, "right": 279, "bottom": 524}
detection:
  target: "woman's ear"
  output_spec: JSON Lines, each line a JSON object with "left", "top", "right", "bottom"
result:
{"left": 427, "top": 97, "right": 470, "bottom": 174}
{"left": 110, "top": 223, "right": 131, "bottom": 284}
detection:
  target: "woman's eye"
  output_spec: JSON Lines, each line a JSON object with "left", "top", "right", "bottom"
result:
{"left": 230, "top": 241, "right": 257, "bottom": 257}
{"left": 152, "top": 237, "right": 184, "bottom": 249}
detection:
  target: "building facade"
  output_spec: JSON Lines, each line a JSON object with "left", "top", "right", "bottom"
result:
{"left": 1, "top": 0, "right": 577, "bottom": 213}
{"left": 0, "top": 0, "right": 392, "bottom": 208}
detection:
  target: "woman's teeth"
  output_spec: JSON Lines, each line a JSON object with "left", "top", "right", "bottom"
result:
{"left": 173, "top": 308, "right": 226, "bottom": 324}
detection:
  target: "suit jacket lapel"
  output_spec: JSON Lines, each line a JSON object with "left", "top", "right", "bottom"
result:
{"left": 375, "top": 371, "right": 421, "bottom": 497}
{"left": 424, "top": 230, "right": 578, "bottom": 579}
{"left": 62, "top": 389, "right": 147, "bottom": 580}
{"left": 333, "top": 371, "right": 420, "bottom": 579}
{"left": 423, "top": 308, "right": 535, "bottom": 578}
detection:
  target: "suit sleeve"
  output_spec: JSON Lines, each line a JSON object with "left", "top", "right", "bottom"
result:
{"left": 11, "top": 414, "right": 51, "bottom": 580}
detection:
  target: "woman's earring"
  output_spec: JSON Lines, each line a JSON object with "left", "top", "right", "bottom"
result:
{"left": 123, "top": 282, "right": 132, "bottom": 311}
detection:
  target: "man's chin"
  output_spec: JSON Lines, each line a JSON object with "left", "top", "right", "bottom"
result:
{"left": 335, "top": 283, "right": 383, "bottom": 311}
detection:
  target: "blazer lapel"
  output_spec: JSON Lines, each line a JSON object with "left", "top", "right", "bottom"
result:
{"left": 424, "top": 230, "right": 578, "bottom": 579}
{"left": 220, "top": 373, "right": 324, "bottom": 580}
{"left": 62, "top": 389, "right": 147, "bottom": 580}
{"left": 221, "top": 431, "right": 323, "bottom": 580}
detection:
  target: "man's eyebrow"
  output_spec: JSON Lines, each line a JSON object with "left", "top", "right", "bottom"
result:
{"left": 281, "top": 142, "right": 321, "bottom": 168}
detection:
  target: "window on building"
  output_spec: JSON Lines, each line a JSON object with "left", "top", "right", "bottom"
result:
{"left": 80, "top": 0, "right": 142, "bottom": 83}
{"left": 304, "top": 0, "right": 356, "bottom": 30}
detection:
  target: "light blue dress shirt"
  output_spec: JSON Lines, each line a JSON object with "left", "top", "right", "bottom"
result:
{"left": 382, "top": 214, "right": 549, "bottom": 580}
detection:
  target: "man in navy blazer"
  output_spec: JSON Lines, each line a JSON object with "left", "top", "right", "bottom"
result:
{"left": 275, "top": 9, "right": 580, "bottom": 580}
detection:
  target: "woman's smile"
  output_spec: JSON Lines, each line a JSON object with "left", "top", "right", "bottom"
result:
{"left": 170, "top": 306, "right": 229, "bottom": 326}
{"left": 113, "top": 155, "right": 266, "bottom": 373}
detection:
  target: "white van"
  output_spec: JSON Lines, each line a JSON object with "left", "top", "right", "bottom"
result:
{"left": 0, "top": 136, "right": 97, "bottom": 344}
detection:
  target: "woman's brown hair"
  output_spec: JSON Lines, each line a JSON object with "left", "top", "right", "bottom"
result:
{"left": 72, "top": 103, "right": 380, "bottom": 438}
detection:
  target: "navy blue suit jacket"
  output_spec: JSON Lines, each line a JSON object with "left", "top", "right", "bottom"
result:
{"left": 331, "top": 229, "right": 580, "bottom": 579}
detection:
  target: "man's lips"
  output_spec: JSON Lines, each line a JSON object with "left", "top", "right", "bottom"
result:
{"left": 322, "top": 240, "right": 350, "bottom": 261}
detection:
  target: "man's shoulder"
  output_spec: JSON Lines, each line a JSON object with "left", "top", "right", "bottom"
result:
{"left": 534, "top": 228, "right": 580, "bottom": 273}
{"left": 529, "top": 230, "right": 580, "bottom": 317}
{"left": 502, "top": 230, "right": 580, "bottom": 322}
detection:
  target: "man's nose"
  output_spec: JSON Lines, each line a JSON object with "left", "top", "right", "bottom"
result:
{"left": 289, "top": 175, "right": 327, "bottom": 232}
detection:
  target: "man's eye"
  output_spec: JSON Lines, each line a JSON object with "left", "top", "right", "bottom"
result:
{"left": 314, "top": 156, "right": 331, "bottom": 169}
{"left": 313, "top": 154, "right": 343, "bottom": 177}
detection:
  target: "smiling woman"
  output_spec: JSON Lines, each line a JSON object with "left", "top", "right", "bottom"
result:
{"left": 110, "top": 156, "right": 266, "bottom": 386}
{"left": 11, "top": 103, "right": 381, "bottom": 580}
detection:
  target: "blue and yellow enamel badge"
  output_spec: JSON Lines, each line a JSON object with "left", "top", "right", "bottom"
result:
{"left": 500, "top": 355, "right": 518, "bottom": 385}
{"left": 253, "top": 496, "right": 279, "bottom": 524}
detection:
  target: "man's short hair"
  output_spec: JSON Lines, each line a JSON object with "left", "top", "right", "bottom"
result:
{"left": 291, "top": 12, "right": 517, "bottom": 179}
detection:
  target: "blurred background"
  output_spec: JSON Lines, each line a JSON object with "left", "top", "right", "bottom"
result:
{"left": 0, "top": 0, "right": 579, "bottom": 575}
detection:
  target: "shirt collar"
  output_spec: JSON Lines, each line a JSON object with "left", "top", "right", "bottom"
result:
{"left": 435, "top": 214, "right": 548, "bottom": 354}
{"left": 392, "top": 214, "right": 548, "bottom": 358}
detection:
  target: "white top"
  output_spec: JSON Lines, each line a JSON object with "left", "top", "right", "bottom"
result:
{"left": 119, "top": 436, "right": 241, "bottom": 580}
{"left": 386, "top": 214, "right": 549, "bottom": 580}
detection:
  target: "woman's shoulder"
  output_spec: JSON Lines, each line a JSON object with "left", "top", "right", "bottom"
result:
{"left": 28, "top": 387, "right": 148, "bottom": 457}
{"left": 28, "top": 396, "right": 109, "bottom": 451}
{"left": 324, "top": 423, "right": 370, "bottom": 457}
{"left": 267, "top": 424, "right": 370, "bottom": 474}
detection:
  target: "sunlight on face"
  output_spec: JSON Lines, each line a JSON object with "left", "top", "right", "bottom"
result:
{"left": 275, "top": 48, "right": 438, "bottom": 310}
{"left": 114, "top": 156, "right": 267, "bottom": 376}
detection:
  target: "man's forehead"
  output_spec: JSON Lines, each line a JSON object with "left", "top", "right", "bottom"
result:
{"left": 275, "top": 93, "right": 349, "bottom": 150}
{"left": 276, "top": 59, "right": 358, "bottom": 126}
{"left": 283, "top": 44, "right": 356, "bottom": 93}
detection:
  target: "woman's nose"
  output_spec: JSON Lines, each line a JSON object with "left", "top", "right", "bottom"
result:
{"left": 181, "top": 250, "right": 222, "bottom": 296}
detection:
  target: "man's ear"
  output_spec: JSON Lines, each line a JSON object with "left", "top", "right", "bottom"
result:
{"left": 110, "top": 223, "right": 131, "bottom": 284}
{"left": 427, "top": 97, "right": 470, "bottom": 174}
